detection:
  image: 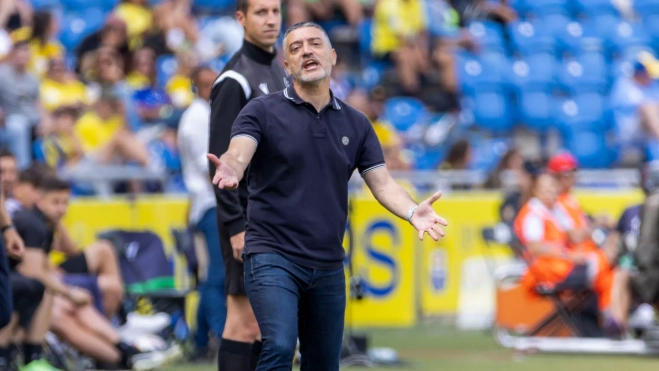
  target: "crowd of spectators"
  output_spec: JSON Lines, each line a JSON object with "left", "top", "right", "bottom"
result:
{"left": 2, "top": 0, "right": 659, "bottom": 197}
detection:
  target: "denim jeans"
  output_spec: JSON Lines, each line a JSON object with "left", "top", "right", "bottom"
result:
{"left": 245, "top": 253, "right": 346, "bottom": 371}
{"left": 0, "top": 114, "right": 32, "bottom": 169}
{"left": 194, "top": 207, "right": 227, "bottom": 348}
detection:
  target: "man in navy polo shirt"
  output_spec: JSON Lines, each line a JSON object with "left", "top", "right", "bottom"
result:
{"left": 208, "top": 22, "right": 448, "bottom": 370}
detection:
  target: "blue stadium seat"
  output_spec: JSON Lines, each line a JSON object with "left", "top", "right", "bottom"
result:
{"left": 608, "top": 20, "right": 651, "bottom": 57}
{"left": 527, "top": 0, "right": 569, "bottom": 16}
{"left": 646, "top": 139, "right": 659, "bottom": 161}
{"left": 193, "top": 0, "right": 235, "bottom": 13}
{"left": 517, "top": 90, "right": 556, "bottom": 132}
{"left": 156, "top": 54, "right": 178, "bottom": 88}
{"left": 208, "top": 57, "right": 226, "bottom": 74}
{"left": 557, "top": 93, "right": 610, "bottom": 134}
{"left": 414, "top": 148, "right": 443, "bottom": 170}
{"left": 33, "top": 138, "right": 45, "bottom": 163}
{"left": 509, "top": 53, "right": 557, "bottom": 91}
{"left": 635, "top": 0, "right": 659, "bottom": 14}
{"left": 643, "top": 14, "right": 659, "bottom": 48}
{"left": 508, "top": 20, "right": 555, "bottom": 56}
{"left": 538, "top": 13, "right": 570, "bottom": 39}
{"left": 565, "top": 131, "right": 614, "bottom": 169}
{"left": 507, "top": 0, "right": 530, "bottom": 18}
{"left": 30, "top": 0, "right": 62, "bottom": 10}
{"left": 360, "top": 61, "right": 387, "bottom": 90}
{"left": 467, "top": 21, "right": 506, "bottom": 53}
{"left": 468, "top": 138, "right": 510, "bottom": 172}
{"left": 574, "top": 0, "right": 620, "bottom": 16}
{"left": 469, "top": 91, "right": 515, "bottom": 132}
{"left": 58, "top": 9, "right": 106, "bottom": 51}
{"left": 457, "top": 51, "right": 510, "bottom": 93}
{"left": 559, "top": 52, "right": 607, "bottom": 93}
{"left": 382, "top": 97, "right": 428, "bottom": 132}
{"left": 556, "top": 20, "right": 600, "bottom": 56}
{"left": 59, "top": 0, "right": 91, "bottom": 12}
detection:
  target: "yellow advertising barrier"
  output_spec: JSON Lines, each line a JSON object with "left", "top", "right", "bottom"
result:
{"left": 57, "top": 189, "right": 644, "bottom": 328}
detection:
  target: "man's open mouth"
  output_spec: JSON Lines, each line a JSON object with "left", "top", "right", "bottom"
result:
{"left": 303, "top": 60, "right": 319, "bottom": 70}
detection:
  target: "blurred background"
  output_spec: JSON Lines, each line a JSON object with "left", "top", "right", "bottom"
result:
{"left": 1, "top": 0, "right": 658, "bottom": 369}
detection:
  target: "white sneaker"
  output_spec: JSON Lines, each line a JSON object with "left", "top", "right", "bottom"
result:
{"left": 120, "top": 312, "right": 171, "bottom": 344}
{"left": 130, "top": 344, "right": 184, "bottom": 371}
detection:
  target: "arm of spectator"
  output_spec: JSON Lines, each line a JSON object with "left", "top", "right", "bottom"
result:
{"left": 18, "top": 248, "right": 70, "bottom": 297}
{"left": 208, "top": 76, "right": 249, "bottom": 237}
{"left": 640, "top": 103, "right": 659, "bottom": 139}
{"left": 0, "top": 0, "right": 15, "bottom": 28}
{"left": 52, "top": 222, "right": 79, "bottom": 256}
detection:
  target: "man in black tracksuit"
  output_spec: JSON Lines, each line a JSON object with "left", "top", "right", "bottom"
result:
{"left": 208, "top": 0, "right": 287, "bottom": 369}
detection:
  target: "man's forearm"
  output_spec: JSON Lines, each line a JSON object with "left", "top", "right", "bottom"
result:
{"left": 372, "top": 179, "right": 417, "bottom": 221}
{"left": 20, "top": 267, "right": 69, "bottom": 297}
{"left": 0, "top": 192, "right": 11, "bottom": 227}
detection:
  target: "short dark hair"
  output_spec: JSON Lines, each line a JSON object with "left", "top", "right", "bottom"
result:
{"left": 0, "top": 148, "right": 14, "bottom": 160}
{"left": 237, "top": 0, "right": 249, "bottom": 13}
{"left": 18, "top": 167, "right": 42, "bottom": 187}
{"left": 39, "top": 176, "right": 70, "bottom": 194}
{"left": 283, "top": 22, "right": 330, "bottom": 46}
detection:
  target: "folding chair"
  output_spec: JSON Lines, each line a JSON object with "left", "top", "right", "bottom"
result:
{"left": 98, "top": 230, "right": 192, "bottom": 344}
{"left": 484, "top": 224, "right": 599, "bottom": 338}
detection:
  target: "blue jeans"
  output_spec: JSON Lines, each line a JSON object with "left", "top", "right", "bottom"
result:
{"left": 0, "top": 114, "right": 32, "bottom": 169}
{"left": 245, "top": 253, "right": 346, "bottom": 371}
{"left": 194, "top": 207, "right": 227, "bottom": 348}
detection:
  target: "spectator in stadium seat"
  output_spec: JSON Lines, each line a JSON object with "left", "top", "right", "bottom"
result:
{"left": 286, "top": 0, "right": 363, "bottom": 27}
{"left": 126, "top": 47, "right": 156, "bottom": 90}
{"left": 76, "top": 16, "right": 130, "bottom": 78}
{"left": 13, "top": 177, "right": 162, "bottom": 369}
{"left": 5, "top": 165, "right": 42, "bottom": 218}
{"left": 166, "top": 48, "right": 198, "bottom": 109}
{"left": 345, "top": 89, "right": 410, "bottom": 170}
{"left": 372, "top": 0, "right": 430, "bottom": 95}
{"left": 0, "top": 40, "right": 42, "bottom": 169}
{"left": 483, "top": 148, "right": 524, "bottom": 190}
{"left": 499, "top": 159, "right": 537, "bottom": 226}
{"left": 449, "top": 0, "right": 517, "bottom": 25}
{"left": 440, "top": 139, "right": 471, "bottom": 171}
{"left": 27, "top": 11, "right": 63, "bottom": 79}
{"left": 0, "top": 149, "right": 17, "bottom": 200}
{"left": 40, "top": 57, "right": 90, "bottom": 113}
{"left": 611, "top": 60, "right": 659, "bottom": 164}
{"left": 114, "top": 0, "right": 154, "bottom": 50}
{"left": 152, "top": 0, "right": 199, "bottom": 51}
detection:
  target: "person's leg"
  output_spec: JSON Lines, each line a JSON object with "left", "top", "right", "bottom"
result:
{"left": 15, "top": 276, "right": 50, "bottom": 364}
{"left": 50, "top": 296, "right": 122, "bottom": 364}
{"left": 4, "top": 114, "right": 32, "bottom": 169}
{"left": 610, "top": 269, "right": 632, "bottom": 326}
{"left": 78, "top": 240, "right": 124, "bottom": 318}
{"left": 196, "top": 208, "right": 227, "bottom": 341}
{"left": 245, "top": 253, "right": 306, "bottom": 371}
{"left": 0, "top": 314, "right": 18, "bottom": 369}
{"left": 298, "top": 266, "right": 346, "bottom": 371}
{"left": 218, "top": 228, "right": 259, "bottom": 371}
{"left": 195, "top": 281, "right": 211, "bottom": 349}
{"left": 392, "top": 47, "right": 422, "bottom": 94}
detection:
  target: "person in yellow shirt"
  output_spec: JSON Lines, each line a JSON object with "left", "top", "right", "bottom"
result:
{"left": 42, "top": 106, "right": 85, "bottom": 169}
{"left": 113, "top": 0, "right": 153, "bottom": 50}
{"left": 40, "top": 57, "right": 90, "bottom": 112}
{"left": 74, "top": 92, "right": 150, "bottom": 167}
{"left": 28, "top": 11, "right": 64, "bottom": 78}
{"left": 125, "top": 47, "right": 155, "bottom": 90}
{"left": 165, "top": 49, "right": 197, "bottom": 109}
{"left": 371, "top": 0, "right": 429, "bottom": 94}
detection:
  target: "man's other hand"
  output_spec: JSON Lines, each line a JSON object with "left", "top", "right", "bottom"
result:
{"left": 230, "top": 231, "right": 245, "bottom": 263}
{"left": 208, "top": 154, "right": 239, "bottom": 190}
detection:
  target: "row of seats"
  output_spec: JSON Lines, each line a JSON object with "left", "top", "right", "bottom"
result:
{"left": 466, "top": 17, "right": 657, "bottom": 59}
{"left": 29, "top": 0, "right": 234, "bottom": 13}
{"left": 508, "top": 0, "right": 659, "bottom": 18}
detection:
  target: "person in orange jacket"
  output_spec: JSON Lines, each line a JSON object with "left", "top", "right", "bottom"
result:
{"left": 514, "top": 173, "right": 614, "bottom": 324}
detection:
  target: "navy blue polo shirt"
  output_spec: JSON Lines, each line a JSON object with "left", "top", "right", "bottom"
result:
{"left": 231, "top": 85, "right": 385, "bottom": 270}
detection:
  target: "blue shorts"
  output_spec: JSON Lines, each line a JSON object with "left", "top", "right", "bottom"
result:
{"left": 61, "top": 274, "right": 105, "bottom": 314}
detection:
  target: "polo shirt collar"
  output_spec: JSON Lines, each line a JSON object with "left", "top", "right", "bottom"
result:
{"left": 283, "top": 84, "right": 342, "bottom": 110}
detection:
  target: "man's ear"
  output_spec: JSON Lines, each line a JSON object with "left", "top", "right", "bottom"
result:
{"left": 236, "top": 11, "right": 246, "bottom": 27}
{"left": 331, "top": 49, "right": 337, "bottom": 67}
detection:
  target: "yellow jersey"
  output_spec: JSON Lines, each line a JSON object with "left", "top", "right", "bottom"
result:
{"left": 75, "top": 111, "right": 123, "bottom": 153}
{"left": 371, "top": 0, "right": 426, "bottom": 56}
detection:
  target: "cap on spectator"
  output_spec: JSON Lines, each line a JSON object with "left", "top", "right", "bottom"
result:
{"left": 547, "top": 152, "right": 578, "bottom": 174}
{"left": 636, "top": 51, "right": 659, "bottom": 79}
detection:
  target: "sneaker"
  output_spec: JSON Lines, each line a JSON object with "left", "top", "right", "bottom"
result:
{"left": 19, "top": 359, "right": 63, "bottom": 371}
{"left": 119, "top": 312, "right": 171, "bottom": 344}
{"left": 129, "top": 344, "right": 183, "bottom": 371}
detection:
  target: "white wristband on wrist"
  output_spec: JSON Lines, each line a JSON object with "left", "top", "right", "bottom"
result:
{"left": 407, "top": 205, "right": 418, "bottom": 223}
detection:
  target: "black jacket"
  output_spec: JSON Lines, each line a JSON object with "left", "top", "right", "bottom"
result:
{"left": 208, "top": 40, "right": 288, "bottom": 237}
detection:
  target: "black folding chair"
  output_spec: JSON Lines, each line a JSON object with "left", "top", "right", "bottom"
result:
{"left": 483, "top": 224, "right": 599, "bottom": 338}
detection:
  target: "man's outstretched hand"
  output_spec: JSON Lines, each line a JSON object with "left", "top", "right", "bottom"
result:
{"left": 410, "top": 191, "right": 448, "bottom": 241}
{"left": 207, "top": 154, "right": 239, "bottom": 190}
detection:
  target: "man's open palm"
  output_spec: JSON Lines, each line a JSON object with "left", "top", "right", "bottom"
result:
{"left": 207, "top": 154, "right": 239, "bottom": 190}
{"left": 410, "top": 191, "right": 448, "bottom": 241}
